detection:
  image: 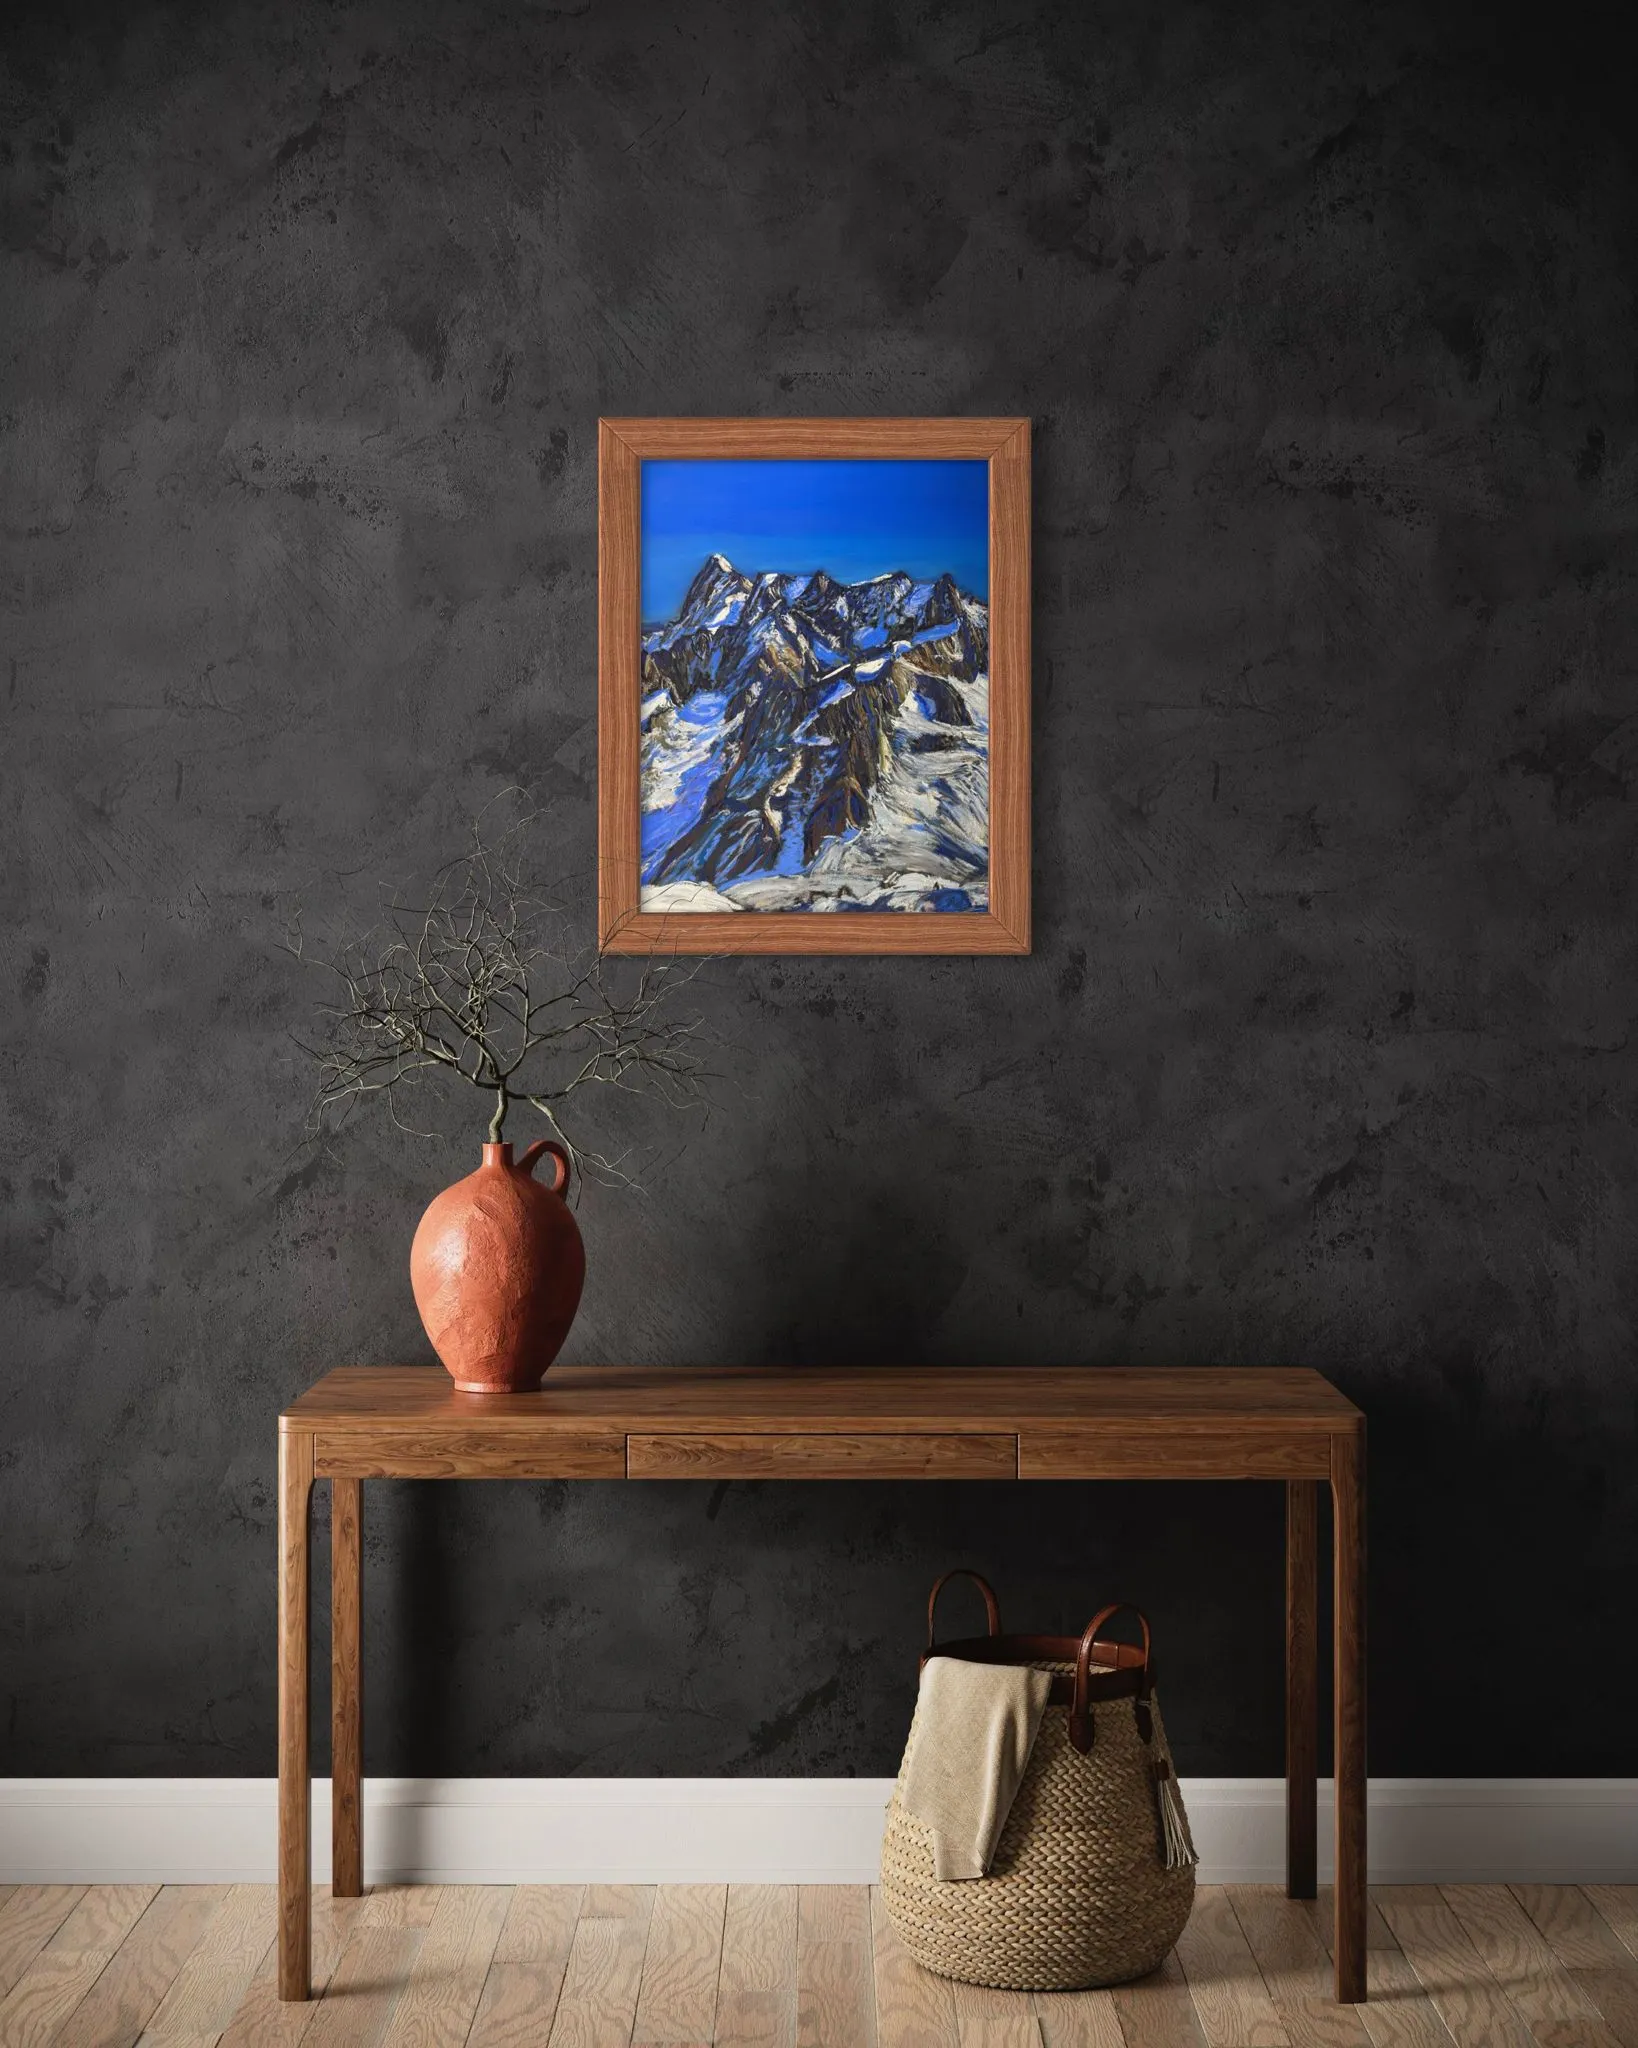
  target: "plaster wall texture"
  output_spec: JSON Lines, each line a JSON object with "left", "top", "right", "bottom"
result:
{"left": 2, "top": 0, "right": 1634, "bottom": 1778}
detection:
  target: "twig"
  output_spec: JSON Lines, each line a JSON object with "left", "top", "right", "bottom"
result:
{"left": 283, "top": 802, "right": 716, "bottom": 1186}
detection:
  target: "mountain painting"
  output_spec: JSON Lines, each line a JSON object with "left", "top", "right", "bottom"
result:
{"left": 638, "top": 458, "right": 991, "bottom": 914}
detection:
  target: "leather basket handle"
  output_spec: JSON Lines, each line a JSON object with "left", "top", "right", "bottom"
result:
{"left": 517, "top": 1139, "right": 571, "bottom": 1196}
{"left": 1069, "top": 1602, "right": 1153, "bottom": 1753}
{"left": 926, "top": 1568, "right": 1002, "bottom": 1650}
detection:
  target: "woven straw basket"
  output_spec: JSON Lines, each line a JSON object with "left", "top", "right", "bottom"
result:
{"left": 880, "top": 1572, "right": 1196, "bottom": 1991}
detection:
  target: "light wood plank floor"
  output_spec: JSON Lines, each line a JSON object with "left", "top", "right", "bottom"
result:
{"left": 0, "top": 1883, "right": 1633, "bottom": 2047}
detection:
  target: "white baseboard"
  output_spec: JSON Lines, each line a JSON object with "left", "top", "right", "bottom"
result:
{"left": 2, "top": 1778, "right": 1634, "bottom": 1886}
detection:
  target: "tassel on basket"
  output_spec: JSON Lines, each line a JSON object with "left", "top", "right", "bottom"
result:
{"left": 1154, "top": 1756, "right": 1198, "bottom": 1871}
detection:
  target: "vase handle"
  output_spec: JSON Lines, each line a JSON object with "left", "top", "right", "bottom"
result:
{"left": 516, "top": 1139, "right": 571, "bottom": 1196}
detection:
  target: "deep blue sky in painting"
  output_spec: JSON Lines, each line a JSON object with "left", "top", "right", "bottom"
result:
{"left": 640, "top": 459, "right": 990, "bottom": 622}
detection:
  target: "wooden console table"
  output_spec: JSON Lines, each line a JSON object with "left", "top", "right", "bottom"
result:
{"left": 278, "top": 1365, "right": 1366, "bottom": 2001}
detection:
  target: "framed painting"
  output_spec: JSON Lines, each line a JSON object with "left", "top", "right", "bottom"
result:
{"left": 598, "top": 417, "right": 1030, "bottom": 954}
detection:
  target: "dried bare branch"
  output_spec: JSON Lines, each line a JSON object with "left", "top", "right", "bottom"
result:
{"left": 284, "top": 802, "right": 716, "bottom": 1187}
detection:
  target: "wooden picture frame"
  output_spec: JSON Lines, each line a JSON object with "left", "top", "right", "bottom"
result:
{"left": 598, "top": 417, "right": 1031, "bottom": 954}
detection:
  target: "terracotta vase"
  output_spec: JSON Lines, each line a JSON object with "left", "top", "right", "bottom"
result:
{"left": 410, "top": 1140, "right": 586, "bottom": 1393}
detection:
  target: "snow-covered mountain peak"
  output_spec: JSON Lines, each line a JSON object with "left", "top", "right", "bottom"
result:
{"left": 640, "top": 552, "right": 991, "bottom": 913}
{"left": 666, "top": 552, "right": 753, "bottom": 638}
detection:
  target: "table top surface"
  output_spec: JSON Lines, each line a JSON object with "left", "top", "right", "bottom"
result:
{"left": 284, "top": 1364, "right": 1362, "bottom": 1433}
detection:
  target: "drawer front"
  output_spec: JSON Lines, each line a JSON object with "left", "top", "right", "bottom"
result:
{"left": 317, "top": 1430, "right": 627, "bottom": 1479}
{"left": 626, "top": 1432, "right": 1018, "bottom": 1480}
{"left": 1019, "top": 1428, "right": 1331, "bottom": 1480}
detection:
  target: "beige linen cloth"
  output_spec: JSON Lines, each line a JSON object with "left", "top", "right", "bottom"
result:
{"left": 899, "top": 1656, "right": 1055, "bottom": 1880}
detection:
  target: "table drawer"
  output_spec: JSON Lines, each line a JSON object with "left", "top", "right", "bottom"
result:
{"left": 626, "top": 1432, "right": 1018, "bottom": 1480}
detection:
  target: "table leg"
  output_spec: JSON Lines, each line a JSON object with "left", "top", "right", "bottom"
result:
{"left": 1285, "top": 1479, "right": 1318, "bottom": 1900}
{"left": 331, "top": 1476, "right": 363, "bottom": 1898}
{"left": 278, "top": 1428, "right": 314, "bottom": 2000}
{"left": 1332, "top": 1424, "right": 1367, "bottom": 2003}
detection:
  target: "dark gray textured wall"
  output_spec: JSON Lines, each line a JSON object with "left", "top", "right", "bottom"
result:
{"left": 3, "top": 0, "right": 1635, "bottom": 1782}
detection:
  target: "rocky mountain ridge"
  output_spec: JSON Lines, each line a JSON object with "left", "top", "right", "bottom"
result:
{"left": 640, "top": 552, "right": 990, "bottom": 912}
